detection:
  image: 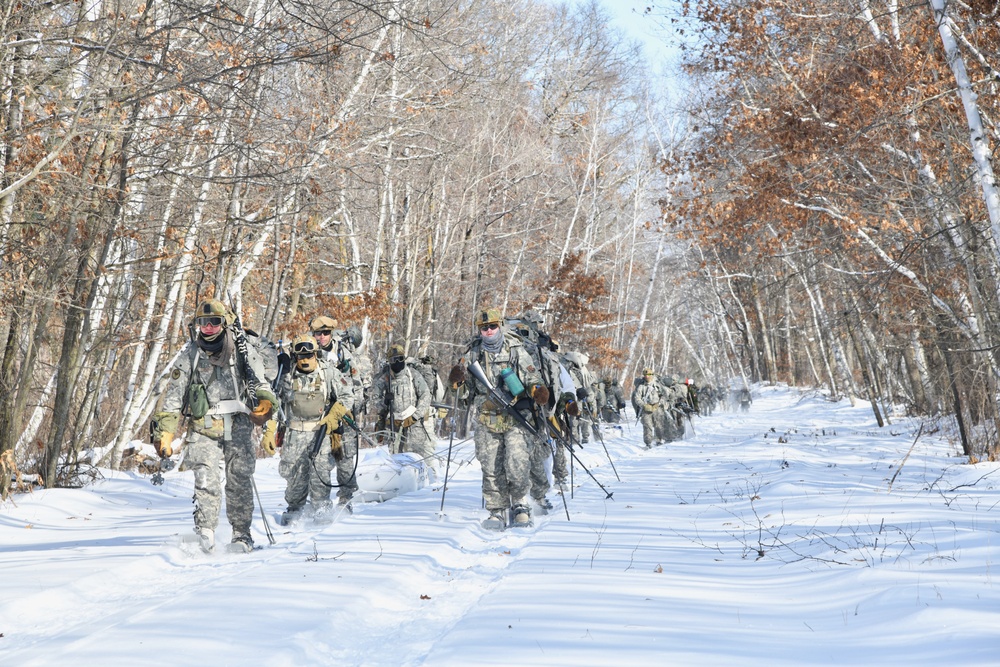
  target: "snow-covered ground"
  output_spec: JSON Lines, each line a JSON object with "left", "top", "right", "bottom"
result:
{"left": 2, "top": 385, "right": 998, "bottom": 666}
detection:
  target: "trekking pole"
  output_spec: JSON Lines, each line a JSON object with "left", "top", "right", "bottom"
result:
{"left": 251, "top": 475, "right": 276, "bottom": 545}
{"left": 439, "top": 391, "right": 460, "bottom": 513}
{"left": 586, "top": 405, "right": 620, "bottom": 482}
{"left": 558, "top": 413, "right": 613, "bottom": 500}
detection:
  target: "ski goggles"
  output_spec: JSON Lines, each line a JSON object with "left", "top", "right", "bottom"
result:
{"left": 293, "top": 340, "right": 317, "bottom": 356}
{"left": 480, "top": 323, "right": 500, "bottom": 331}
{"left": 312, "top": 329, "right": 333, "bottom": 337}
{"left": 196, "top": 316, "right": 224, "bottom": 327}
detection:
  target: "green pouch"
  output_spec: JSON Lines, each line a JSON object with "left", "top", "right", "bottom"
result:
{"left": 188, "top": 382, "right": 210, "bottom": 420}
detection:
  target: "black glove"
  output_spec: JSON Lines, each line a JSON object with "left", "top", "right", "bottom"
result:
{"left": 576, "top": 387, "right": 590, "bottom": 400}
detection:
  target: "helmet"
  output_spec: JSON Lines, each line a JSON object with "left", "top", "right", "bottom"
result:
{"left": 309, "top": 315, "right": 338, "bottom": 332}
{"left": 292, "top": 334, "right": 318, "bottom": 357}
{"left": 195, "top": 299, "right": 233, "bottom": 325}
{"left": 388, "top": 343, "right": 405, "bottom": 359}
{"left": 662, "top": 375, "right": 675, "bottom": 387}
{"left": 473, "top": 308, "right": 503, "bottom": 328}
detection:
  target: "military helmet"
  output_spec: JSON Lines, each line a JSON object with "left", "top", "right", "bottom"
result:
{"left": 474, "top": 308, "right": 503, "bottom": 328}
{"left": 643, "top": 367, "right": 655, "bottom": 376}
{"left": 388, "top": 342, "right": 406, "bottom": 359}
{"left": 194, "top": 299, "right": 234, "bottom": 329}
{"left": 292, "top": 334, "right": 318, "bottom": 357}
{"left": 309, "top": 315, "right": 338, "bottom": 332}
{"left": 662, "top": 375, "right": 675, "bottom": 387}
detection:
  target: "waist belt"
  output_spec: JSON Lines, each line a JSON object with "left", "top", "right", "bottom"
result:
{"left": 206, "top": 399, "right": 249, "bottom": 416}
{"left": 288, "top": 418, "right": 322, "bottom": 431}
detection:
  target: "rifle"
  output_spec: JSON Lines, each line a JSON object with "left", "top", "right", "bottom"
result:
{"left": 227, "top": 293, "right": 263, "bottom": 408}
{"left": 467, "top": 361, "right": 613, "bottom": 500}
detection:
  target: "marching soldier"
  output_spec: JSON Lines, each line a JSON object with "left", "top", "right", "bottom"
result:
{"left": 276, "top": 335, "right": 356, "bottom": 524}
{"left": 450, "top": 308, "right": 547, "bottom": 531}
{"left": 151, "top": 299, "right": 278, "bottom": 553}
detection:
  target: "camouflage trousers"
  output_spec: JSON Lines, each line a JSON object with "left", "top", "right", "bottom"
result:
{"left": 184, "top": 413, "right": 256, "bottom": 539}
{"left": 335, "top": 429, "right": 359, "bottom": 502}
{"left": 529, "top": 437, "right": 551, "bottom": 501}
{"left": 640, "top": 409, "right": 662, "bottom": 445}
{"left": 395, "top": 420, "right": 435, "bottom": 470}
{"left": 474, "top": 424, "right": 531, "bottom": 512}
{"left": 279, "top": 428, "right": 337, "bottom": 510}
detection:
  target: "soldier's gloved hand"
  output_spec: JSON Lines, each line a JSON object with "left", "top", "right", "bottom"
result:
{"left": 531, "top": 385, "right": 550, "bottom": 405}
{"left": 642, "top": 402, "right": 656, "bottom": 413}
{"left": 319, "top": 401, "right": 350, "bottom": 432}
{"left": 157, "top": 432, "right": 174, "bottom": 458}
{"left": 565, "top": 399, "right": 580, "bottom": 416}
{"left": 437, "top": 408, "right": 449, "bottom": 419}
{"left": 399, "top": 416, "right": 417, "bottom": 429}
{"left": 249, "top": 399, "right": 273, "bottom": 426}
{"left": 260, "top": 419, "right": 278, "bottom": 456}
{"left": 576, "top": 387, "right": 590, "bottom": 400}
{"left": 329, "top": 431, "right": 344, "bottom": 461}
{"left": 448, "top": 364, "right": 467, "bottom": 388}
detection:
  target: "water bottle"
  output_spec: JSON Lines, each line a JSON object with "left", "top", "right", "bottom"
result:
{"left": 498, "top": 367, "right": 525, "bottom": 397}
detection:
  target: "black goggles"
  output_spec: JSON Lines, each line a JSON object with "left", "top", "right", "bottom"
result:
{"left": 313, "top": 329, "right": 333, "bottom": 337}
{"left": 293, "top": 341, "right": 317, "bottom": 356}
{"left": 480, "top": 323, "right": 500, "bottom": 331}
{"left": 196, "top": 316, "right": 224, "bottom": 327}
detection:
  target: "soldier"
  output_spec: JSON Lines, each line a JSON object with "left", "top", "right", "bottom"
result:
{"left": 409, "top": 352, "right": 445, "bottom": 440}
{"left": 450, "top": 308, "right": 547, "bottom": 530}
{"left": 275, "top": 335, "right": 356, "bottom": 524}
{"left": 151, "top": 299, "right": 278, "bottom": 553}
{"left": 632, "top": 368, "right": 667, "bottom": 447}
{"left": 604, "top": 377, "right": 626, "bottom": 422}
{"left": 311, "top": 315, "right": 363, "bottom": 492}
{"left": 371, "top": 343, "right": 433, "bottom": 466}
{"left": 510, "top": 316, "right": 574, "bottom": 514}
{"left": 562, "top": 350, "right": 597, "bottom": 446}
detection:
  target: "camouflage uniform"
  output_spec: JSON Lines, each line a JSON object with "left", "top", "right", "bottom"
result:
{"left": 459, "top": 310, "right": 544, "bottom": 528}
{"left": 159, "top": 301, "right": 277, "bottom": 550}
{"left": 563, "top": 352, "right": 597, "bottom": 445}
{"left": 371, "top": 346, "right": 432, "bottom": 462}
{"left": 311, "top": 316, "right": 364, "bottom": 486}
{"left": 278, "top": 345, "right": 356, "bottom": 519}
{"left": 632, "top": 372, "right": 667, "bottom": 446}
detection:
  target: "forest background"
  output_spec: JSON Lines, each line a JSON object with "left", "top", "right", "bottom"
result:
{"left": 1, "top": 0, "right": 999, "bottom": 494}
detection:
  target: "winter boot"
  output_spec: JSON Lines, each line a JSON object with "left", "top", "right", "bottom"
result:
{"left": 228, "top": 532, "right": 254, "bottom": 553}
{"left": 511, "top": 504, "right": 533, "bottom": 528}
{"left": 313, "top": 500, "right": 335, "bottom": 525}
{"left": 279, "top": 507, "right": 302, "bottom": 526}
{"left": 534, "top": 497, "right": 553, "bottom": 515}
{"left": 195, "top": 526, "right": 215, "bottom": 554}
{"left": 337, "top": 496, "right": 354, "bottom": 515}
{"left": 481, "top": 509, "right": 507, "bottom": 531}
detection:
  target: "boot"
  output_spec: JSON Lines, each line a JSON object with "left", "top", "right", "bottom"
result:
{"left": 511, "top": 504, "right": 533, "bottom": 528}
{"left": 228, "top": 532, "right": 254, "bottom": 553}
{"left": 481, "top": 509, "right": 507, "bottom": 531}
{"left": 280, "top": 507, "right": 302, "bottom": 526}
{"left": 195, "top": 526, "right": 215, "bottom": 554}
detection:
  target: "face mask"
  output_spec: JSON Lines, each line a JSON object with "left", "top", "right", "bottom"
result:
{"left": 390, "top": 358, "right": 406, "bottom": 374}
{"left": 296, "top": 355, "right": 318, "bottom": 373}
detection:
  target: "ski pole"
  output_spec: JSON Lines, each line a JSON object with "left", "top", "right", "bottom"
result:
{"left": 251, "top": 475, "right": 276, "bottom": 545}
{"left": 440, "top": 390, "right": 460, "bottom": 512}
{"left": 586, "top": 405, "right": 620, "bottom": 482}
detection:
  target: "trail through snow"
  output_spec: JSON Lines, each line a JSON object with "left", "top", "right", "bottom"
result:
{"left": 1, "top": 385, "right": 998, "bottom": 666}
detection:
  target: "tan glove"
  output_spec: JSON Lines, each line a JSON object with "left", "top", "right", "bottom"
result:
{"left": 260, "top": 419, "right": 278, "bottom": 456}
{"left": 249, "top": 399, "right": 273, "bottom": 426}
{"left": 329, "top": 431, "right": 344, "bottom": 461}
{"left": 642, "top": 402, "right": 655, "bottom": 414}
{"left": 398, "top": 416, "right": 417, "bottom": 429}
{"left": 157, "top": 432, "right": 174, "bottom": 458}
{"left": 437, "top": 408, "right": 448, "bottom": 419}
{"left": 319, "top": 401, "right": 350, "bottom": 432}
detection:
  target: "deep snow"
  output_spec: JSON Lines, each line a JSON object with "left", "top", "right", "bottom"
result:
{"left": 1, "top": 385, "right": 998, "bottom": 666}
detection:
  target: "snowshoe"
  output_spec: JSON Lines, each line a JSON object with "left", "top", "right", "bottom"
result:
{"left": 279, "top": 508, "right": 302, "bottom": 526}
{"left": 481, "top": 509, "right": 507, "bottom": 532}
{"left": 228, "top": 535, "right": 254, "bottom": 554}
{"left": 511, "top": 504, "right": 533, "bottom": 528}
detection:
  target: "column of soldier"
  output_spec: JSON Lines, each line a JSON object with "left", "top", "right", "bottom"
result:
{"left": 148, "top": 300, "right": 716, "bottom": 553}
